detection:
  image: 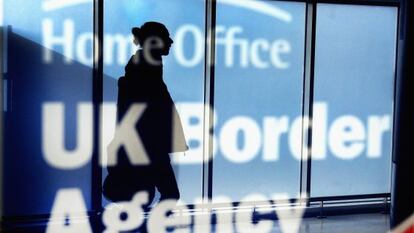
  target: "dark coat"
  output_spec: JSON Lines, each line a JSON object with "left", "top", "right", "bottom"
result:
{"left": 117, "top": 50, "right": 187, "bottom": 159}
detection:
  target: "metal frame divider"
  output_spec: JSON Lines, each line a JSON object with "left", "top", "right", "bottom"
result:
{"left": 300, "top": 0, "right": 318, "bottom": 206}
{"left": 202, "top": 0, "right": 217, "bottom": 204}
{"left": 92, "top": 0, "right": 104, "bottom": 213}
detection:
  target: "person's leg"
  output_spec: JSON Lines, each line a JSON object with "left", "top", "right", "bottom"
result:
{"left": 152, "top": 159, "right": 180, "bottom": 201}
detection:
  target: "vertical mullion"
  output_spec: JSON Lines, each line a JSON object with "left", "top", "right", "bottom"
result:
{"left": 300, "top": 0, "right": 317, "bottom": 206}
{"left": 390, "top": 3, "right": 400, "bottom": 196}
{"left": 299, "top": 2, "right": 311, "bottom": 203}
{"left": 202, "top": 0, "right": 217, "bottom": 203}
{"left": 306, "top": 0, "right": 318, "bottom": 204}
{"left": 92, "top": 0, "right": 103, "bottom": 212}
{"left": 391, "top": 0, "right": 414, "bottom": 227}
{"left": 0, "top": 25, "right": 4, "bottom": 218}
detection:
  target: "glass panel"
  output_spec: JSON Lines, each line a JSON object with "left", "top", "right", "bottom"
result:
{"left": 102, "top": 0, "right": 205, "bottom": 205}
{"left": 213, "top": 0, "right": 306, "bottom": 203}
{"left": 2, "top": 0, "right": 93, "bottom": 215}
{"left": 311, "top": 4, "right": 398, "bottom": 197}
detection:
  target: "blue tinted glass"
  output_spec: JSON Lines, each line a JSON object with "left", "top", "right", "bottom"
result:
{"left": 311, "top": 4, "right": 397, "bottom": 197}
{"left": 213, "top": 0, "right": 306, "bottom": 202}
{"left": 3, "top": 0, "right": 93, "bottom": 215}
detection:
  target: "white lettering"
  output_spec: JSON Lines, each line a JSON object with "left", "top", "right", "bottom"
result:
{"left": 289, "top": 116, "right": 308, "bottom": 161}
{"left": 312, "top": 103, "right": 328, "bottom": 160}
{"left": 250, "top": 39, "right": 270, "bottom": 69}
{"left": 106, "top": 104, "right": 150, "bottom": 166}
{"left": 263, "top": 116, "right": 289, "bottom": 161}
{"left": 76, "top": 33, "right": 96, "bottom": 65}
{"left": 46, "top": 189, "right": 92, "bottom": 233}
{"left": 329, "top": 116, "right": 366, "bottom": 160}
{"left": 270, "top": 40, "right": 290, "bottom": 69}
{"left": 42, "top": 18, "right": 74, "bottom": 64}
{"left": 103, "top": 192, "right": 148, "bottom": 233}
{"left": 220, "top": 117, "right": 262, "bottom": 163}
{"left": 41, "top": 101, "right": 390, "bottom": 166}
{"left": 147, "top": 200, "right": 191, "bottom": 233}
{"left": 367, "top": 115, "right": 390, "bottom": 158}
{"left": 104, "top": 34, "right": 134, "bottom": 65}
{"left": 42, "top": 103, "right": 93, "bottom": 169}
{"left": 174, "top": 24, "right": 204, "bottom": 67}
{"left": 273, "top": 194, "right": 306, "bottom": 233}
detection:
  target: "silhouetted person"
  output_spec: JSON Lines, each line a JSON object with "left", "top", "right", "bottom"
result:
{"left": 103, "top": 22, "right": 187, "bottom": 207}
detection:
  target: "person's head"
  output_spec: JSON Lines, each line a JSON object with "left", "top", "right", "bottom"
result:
{"left": 132, "top": 22, "right": 173, "bottom": 58}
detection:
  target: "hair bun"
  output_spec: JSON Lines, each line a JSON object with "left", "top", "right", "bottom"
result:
{"left": 132, "top": 27, "right": 141, "bottom": 37}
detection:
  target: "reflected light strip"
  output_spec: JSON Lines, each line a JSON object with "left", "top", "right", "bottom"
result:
{"left": 219, "top": 0, "right": 292, "bottom": 23}
{"left": 42, "top": 0, "right": 91, "bottom": 12}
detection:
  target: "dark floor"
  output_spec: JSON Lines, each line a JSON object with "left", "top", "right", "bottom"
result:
{"left": 1, "top": 213, "right": 390, "bottom": 233}
{"left": 201, "top": 213, "right": 390, "bottom": 233}
{"left": 297, "top": 214, "right": 389, "bottom": 233}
